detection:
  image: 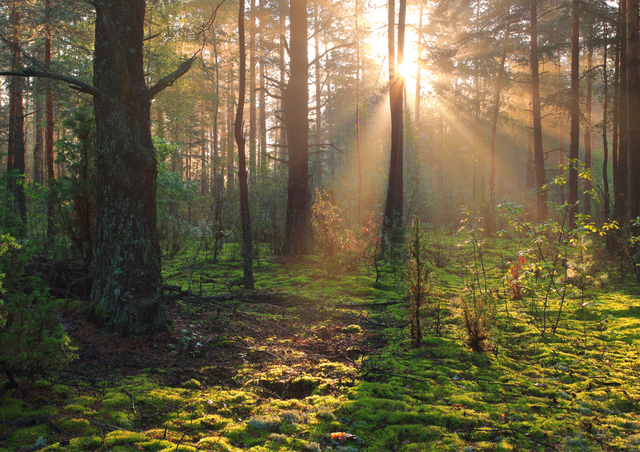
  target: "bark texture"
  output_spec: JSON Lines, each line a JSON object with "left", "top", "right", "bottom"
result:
{"left": 284, "top": 0, "right": 310, "bottom": 254}
{"left": 91, "top": 0, "right": 166, "bottom": 336}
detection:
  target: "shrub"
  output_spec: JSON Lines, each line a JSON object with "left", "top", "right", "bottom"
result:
{"left": 0, "top": 235, "right": 76, "bottom": 386}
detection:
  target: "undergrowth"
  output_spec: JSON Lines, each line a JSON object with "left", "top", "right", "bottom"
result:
{"left": 2, "top": 225, "right": 640, "bottom": 452}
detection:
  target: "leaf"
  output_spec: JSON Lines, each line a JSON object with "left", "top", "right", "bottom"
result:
{"left": 331, "top": 432, "right": 358, "bottom": 441}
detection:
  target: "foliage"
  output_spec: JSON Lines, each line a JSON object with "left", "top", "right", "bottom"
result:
{"left": 155, "top": 138, "right": 198, "bottom": 258}
{"left": 311, "top": 189, "right": 379, "bottom": 274}
{"left": 0, "top": 234, "right": 76, "bottom": 384}
{"left": 404, "top": 218, "right": 446, "bottom": 346}
{"left": 54, "top": 104, "right": 97, "bottom": 265}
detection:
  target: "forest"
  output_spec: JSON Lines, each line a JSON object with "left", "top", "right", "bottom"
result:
{"left": 2, "top": 0, "right": 640, "bottom": 450}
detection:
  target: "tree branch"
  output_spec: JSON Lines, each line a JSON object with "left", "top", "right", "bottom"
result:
{"left": 146, "top": 56, "right": 197, "bottom": 99}
{"left": 0, "top": 70, "right": 99, "bottom": 96}
{"left": 308, "top": 42, "right": 355, "bottom": 67}
{"left": 87, "top": 0, "right": 131, "bottom": 96}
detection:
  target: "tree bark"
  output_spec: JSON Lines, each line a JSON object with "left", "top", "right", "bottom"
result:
{"left": 383, "top": 0, "right": 405, "bottom": 236}
{"left": 489, "top": 22, "right": 510, "bottom": 234}
{"left": 45, "top": 0, "right": 55, "bottom": 245}
{"left": 9, "top": 1, "right": 27, "bottom": 232}
{"left": 91, "top": 0, "right": 173, "bottom": 335}
{"left": 355, "top": 0, "right": 362, "bottom": 217}
{"left": 249, "top": 0, "right": 257, "bottom": 187}
{"left": 284, "top": 0, "right": 310, "bottom": 254}
{"left": 531, "top": 0, "right": 547, "bottom": 222}
{"left": 569, "top": 0, "right": 581, "bottom": 224}
{"left": 615, "top": 0, "right": 628, "bottom": 228}
{"left": 236, "top": 0, "right": 255, "bottom": 289}
{"left": 584, "top": 30, "right": 594, "bottom": 216}
{"left": 627, "top": 0, "right": 640, "bottom": 219}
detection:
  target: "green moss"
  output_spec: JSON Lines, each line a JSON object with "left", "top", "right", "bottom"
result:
{"left": 104, "top": 430, "right": 149, "bottom": 446}
{"left": 7, "top": 424, "right": 49, "bottom": 448}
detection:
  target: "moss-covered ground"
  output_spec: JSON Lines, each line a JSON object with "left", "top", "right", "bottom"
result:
{"left": 2, "top": 235, "right": 640, "bottom": 451}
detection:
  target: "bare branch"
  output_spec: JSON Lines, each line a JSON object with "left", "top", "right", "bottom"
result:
{"left": 146, "top": 55, "right": 197, "bottom": 99}
{"left": 0, "top": 69, "right": 99, "bottom": 96}
{"left": 308, "top": 42, "right": 355, "bottom": 67}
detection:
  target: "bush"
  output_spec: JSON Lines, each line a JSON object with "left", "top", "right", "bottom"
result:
{"left": 0, "top": 234, "right": 76, "bottom": 386}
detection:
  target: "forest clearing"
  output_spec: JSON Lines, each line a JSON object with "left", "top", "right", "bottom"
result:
{"left": 3, "top": 0, "right": 640, "bottom": 450}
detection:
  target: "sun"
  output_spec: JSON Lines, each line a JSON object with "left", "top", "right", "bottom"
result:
{"left": 398, "top": 60, "right": 419, "bottom": 79}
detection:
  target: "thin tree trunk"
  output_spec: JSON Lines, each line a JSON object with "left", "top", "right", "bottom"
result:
{"left": 249, "top": 0, "right": 257, "bottom": 186}
{"left": 569, "top": 0, "right": 581, "bottom": 224}
{"left": 236, "top": 0, "right": 255, "bottom": 289}
{"left": 627, "top": 0, "right": 640, "bottom": 219}
{"left": 489, "top": 22, "right": 510, "bottom": 234}
{"left": 584, "top": 32, "right": 593, "bottom": 216}
{"left": 45, "top": 0, "right": 55, "bottom": 244}
{"left": 34, "top": 83, "right": 43, "bottom": 186}
{"left": 603, "top": 11, "right": 614, "bottom": 253}
{"left": 531, "top": 0, "right": 547, "bottom": 221}
{"left": 9, "top": 2, "right": 26, "bottom": 232}
{"left": 615, "top": 0, "right": 628, "bottom": 228}
{"left": 356, "top": 0, "right": 362, "bottom": 217}
{"left": 259, "top": 0, "right": 267, "bottom": 178}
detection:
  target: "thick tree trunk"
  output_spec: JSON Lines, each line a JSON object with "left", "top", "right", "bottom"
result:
{"left": 236, "top": 0, "right": 255, "bottom": 289}
{"left": 284, "top": 0, "right": 310, "bottom": 254}
{"left": 531, "top": 0, "right": 547, "bottom": 222}
{"left": 627, "top": 0, "right": 640, "bottom": 219}
{"left": 91, "top": 0, "right": 166, "bottom": 336}
{"left": 569, "top": 0, "right": 581, "bottom": 224}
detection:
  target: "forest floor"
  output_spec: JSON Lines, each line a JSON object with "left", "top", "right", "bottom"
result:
{"left": 2, "top": 236, "right": 640, "bottom": 451}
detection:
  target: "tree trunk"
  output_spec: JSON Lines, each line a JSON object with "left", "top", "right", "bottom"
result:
{"left": 249, "top": 0, "right": 257, "bottom": 186}
{"left": 603, "top": 12, "right": 614, "bottom": 253}
{"left": 584, "top": 32, "right": 593, "bottom": 216}
{"left": 384, "top": 0, "right": 405, "bottom": 236}
{"left": 45, "top": 0, "right": 56, "bottom": 245}
{"left": 627, "top": 0, "right": 640, "bottom": 220}
{"left": 34, "top": 86, "right": 43, "bottom": 186}
{"left": 615, "top": 0, "right": 629, "bottom": 228}
{"left": 531, "top": 0, "right": 547, "bottom": 222}
{"left": 9, "top": 2, "right": 27, "bottom": 232}
{"left": 489, "top": 22, "right": 510, "bottom": 234}
{"left": 284, "top": 0, "right": 310, "bottom": 254}
{"left": 569, "top": 0, "right": 581, "bottom": 224}
{"left": 91, "top": 0, "right": 166, "bottom": 336}
{"left": 355, "top": 0, "right": 362, "bottom": 217}
{"left": 236, "top": 0, "right": 255, "bottom": 289}
{"left": 259, "top": 0, "right": 267, "bottom": 178}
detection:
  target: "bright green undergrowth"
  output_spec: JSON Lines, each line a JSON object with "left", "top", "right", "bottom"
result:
{"left": 3, "top": 236, "right": 640, "bottom": 451}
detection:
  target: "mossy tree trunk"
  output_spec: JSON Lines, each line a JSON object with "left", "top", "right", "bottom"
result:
{"left": 0, "top": 0, "right": 194, "bottom": 336}
{"left": 90, "top": 0, "right": 165, "bottom": 335}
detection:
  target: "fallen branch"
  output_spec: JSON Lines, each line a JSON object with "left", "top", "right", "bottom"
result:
{"left": 332, "top": 300, "right": 404, "bottom": 309}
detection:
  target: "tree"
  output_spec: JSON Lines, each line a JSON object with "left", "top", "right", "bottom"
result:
{"left": 236, "top": 0, "right": 255, "bottom": 289}
{"left": 2, "top": 0, "right": 195, "bottom": 336}
{"left": 569, "top": 0, "right": 581, "bottom": 224}
{"left": 531, "top": 0, "right": 547, "bottom": 222}
{"left": 384, "top": 0, "right": 406, "bottom": 236}
{"left": 284, "top": 0, "right": 310, "bottom": 254}
{"left": 627, "top": 0, "right": 640, "bottom": 220}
